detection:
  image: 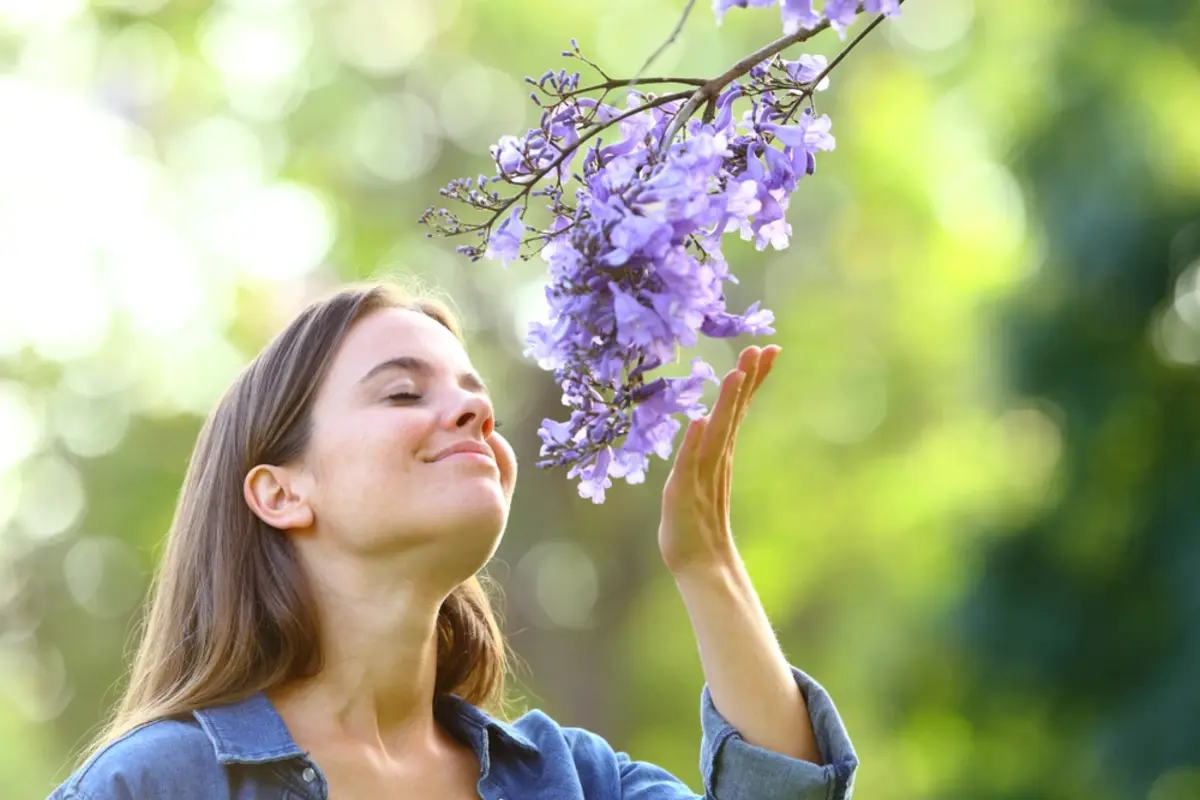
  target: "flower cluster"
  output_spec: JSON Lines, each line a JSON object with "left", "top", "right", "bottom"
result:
{"left": 420, "top": 1, "right": 901, "bottom": 502}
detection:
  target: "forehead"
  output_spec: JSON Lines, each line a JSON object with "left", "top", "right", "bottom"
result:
{"left": 325, "top": 307, "right": 471, "bottom": 385}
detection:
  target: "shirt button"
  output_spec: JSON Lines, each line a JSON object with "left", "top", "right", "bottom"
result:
{"left": 301, "top": 767, "right": 316, "bottom": 783}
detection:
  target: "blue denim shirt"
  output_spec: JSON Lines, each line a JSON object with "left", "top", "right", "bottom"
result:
{"left": 48, "top": 666, "right": 856, "bottom": 799}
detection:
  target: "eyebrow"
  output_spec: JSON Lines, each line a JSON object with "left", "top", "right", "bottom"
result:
{"left": 359, "top": 356, "right": 489, "bottom": 396}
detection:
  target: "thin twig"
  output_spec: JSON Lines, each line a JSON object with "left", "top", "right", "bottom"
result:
{"left": 655, "top": 0, "right": 907, "bottom": 153}
{"left": 569, "top": 49, "right": 612, "bottom": 81}
{"left": 804, "top": 1, "right": 901, "bottom": 95}
{"left": 780, "top": 0, "right": 905, "bottom": 123}
{"left": 561, "top": 76, "right": 708, "bottom": 99}
{"left": 627, "top": 0, "right": 697, "bottom": 91}
{"left": 657, "top": 15, "right": 836, "bottom": 153}
{"left": 451, "top": 1, "right": 902, "bottom": 240}
{"left": 446, "top": 90, "right": 694, "bottom": 238}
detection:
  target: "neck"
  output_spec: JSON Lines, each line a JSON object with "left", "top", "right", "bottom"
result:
{"left": 270, "top": 547, "right": 455, "bottom": 750}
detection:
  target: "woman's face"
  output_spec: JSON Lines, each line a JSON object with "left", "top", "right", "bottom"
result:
{"left": 293, "top": 307, "right": 515, "bottom": 572}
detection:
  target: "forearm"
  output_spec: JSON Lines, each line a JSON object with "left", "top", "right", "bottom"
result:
{"left": 675, "top": 555, "right": 822, "bottom": 764}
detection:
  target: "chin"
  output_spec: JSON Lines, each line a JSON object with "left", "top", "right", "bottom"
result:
{"left": 428, "top": 485, "right": 510, "bottom": 570}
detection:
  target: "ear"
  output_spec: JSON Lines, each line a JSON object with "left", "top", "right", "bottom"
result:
{"left": 244, "top": 463, "right": 314, "bottom": 531}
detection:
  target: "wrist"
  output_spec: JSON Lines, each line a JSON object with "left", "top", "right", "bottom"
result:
{"left": 672, "top": 553, "right": 750, "bottom": 596}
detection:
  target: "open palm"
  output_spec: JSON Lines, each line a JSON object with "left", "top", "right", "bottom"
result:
{"left": 658, "top": 345, "right": 780, "bottom": 576}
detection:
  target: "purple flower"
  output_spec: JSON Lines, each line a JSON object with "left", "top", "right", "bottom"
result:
{"left": 538, "top": 417, "right": 575, "bottom": 447}
{"left": 624, "top": 358, "right": 719, "bottom": 466}
{"left": 701, "top": 302, "right": 776, "bottom": 337}
{"left": 669, "top": 358, "right": 721, "bottom": 417}
{"left": 606, "top": 213, "right": 671, "bottom": 266}
{"left": 765, "top": 113, "right": 836, "bottom": 179}
{"left": 570, "top": 446, "right": 614, "bottom": 503}
{"left": 485, "top": 208, "right": 524, "bottom": 265}
{"left": 780, "top": 0, "right": 821, "bottom": 34}
{"left": 492, "top": 135, "right": 525, "bottom": 174}
{"left": 781, "top": 54, "right": 829, "bottom": 89}
{"left": 866, "top": 0, "right": 902, "bottom": 15}
{"left": 712, "top": 0, "right": 777, "bottom": 25}
{"left": 725, "top": 179, "right": 763, "bottom": 220}
{"left": 610, "top": 447, "right": 649, "bottom": 484}
{"left": 712, "top": 84, "right": 743, "bottom": 135}
{"left": 608, "top": 286, "right": 675, "bottom": 366}
{"left": 824, "top": 0, "right": 861, "bottom": 30}
{"left": 627, "top": 404, "right": 682, "bottom": 462}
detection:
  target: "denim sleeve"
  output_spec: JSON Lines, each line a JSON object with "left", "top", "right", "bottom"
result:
{"left": 700, "top": 666, "right": 858, "bottom": 800}
{"left": 45, "top": 720, "right": 228, "bottom": 800}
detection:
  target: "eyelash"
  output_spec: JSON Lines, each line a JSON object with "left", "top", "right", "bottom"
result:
{"left": 385, "top": 392, "right": 502, "bottom": 428}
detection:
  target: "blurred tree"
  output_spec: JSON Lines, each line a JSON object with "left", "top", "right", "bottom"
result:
{"left": 956, "top": 0, "right": 1200, "bottom": 796}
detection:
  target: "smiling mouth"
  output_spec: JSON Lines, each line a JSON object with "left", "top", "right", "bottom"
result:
{"left": 430, "top": 440, "right": 496, "bottom": 463}
{"left": 440, "top": 451, "right": 495, "bottom": 463}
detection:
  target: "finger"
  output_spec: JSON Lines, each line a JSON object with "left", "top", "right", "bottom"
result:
{"left": 751, "top": 345, "right": 780, "bottom": 394}
{"left": 730, "top": 344, "right": 779, "bottom": 435}
{"left": 670, "top": 416, "right": 708, "bottom": 489}
{"left": 717, "top": 353, "right": 759, "bottom": 514}
{"left": 717, "top": 446, "right": 731, "bottom": 525}
{"left": 736, "top": 345, "right": 760, "bottom": 384}
{"left": 737, "top": 346, "right": 761, "bottom": 404}
{"left": 726, "top": 347, "right": 765, "bottom": 445}
{"left": 718, "top": 348, "right": 759, "bottom": 469}
{"left": 718, "top": 347, "right": 776, "bottom": 520}
{"left": 699, "top": 369, "right": 746, "bottom": 476}
{"left": 726, "top": 347, "right": 760, "bottom": 423}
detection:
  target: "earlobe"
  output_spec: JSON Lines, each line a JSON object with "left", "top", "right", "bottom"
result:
{"left": 244, "top": 464, "right": 314, "bottom": 531}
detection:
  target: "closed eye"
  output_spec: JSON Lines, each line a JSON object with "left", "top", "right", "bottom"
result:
{"left": 386, "top": 392, "right": 422, "bottom": 403}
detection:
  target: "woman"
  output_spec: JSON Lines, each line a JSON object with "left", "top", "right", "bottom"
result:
{"left": 49, "top": 283, "right": 857, "bottom": 799}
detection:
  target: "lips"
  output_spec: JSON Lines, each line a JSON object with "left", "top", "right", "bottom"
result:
{"left": 430, "top": 440, "right": 496, "bottom": 463}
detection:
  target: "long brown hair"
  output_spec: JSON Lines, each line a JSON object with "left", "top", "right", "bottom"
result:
{"left": 86, "top": 282, "right": 508, "bottom": 756}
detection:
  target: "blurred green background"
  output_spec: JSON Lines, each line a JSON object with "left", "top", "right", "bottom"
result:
{"left": 1, "top": 0, "right": 1198, "bottom": 797}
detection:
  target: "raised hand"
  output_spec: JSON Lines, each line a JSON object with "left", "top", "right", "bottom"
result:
{"left": 658, "top": 345, "right": 780, "bottom": 576}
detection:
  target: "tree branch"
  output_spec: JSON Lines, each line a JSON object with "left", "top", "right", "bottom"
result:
{"left": 657, "top": 15, "right": 836, "bottom": 153}
{"left": 563, "top": 76, "right": 708, "bottom": 98}
{"left": 451, "top": 90, "right": 695, "bottom": 238}
{"left": 808, "top": 1, "right": 901, "bottom": 91}
{"left": 444, "top": 1, "right": 904, "bottom": 242}
{"left": 780, "top": 0, "right": 906, "bottom": 122}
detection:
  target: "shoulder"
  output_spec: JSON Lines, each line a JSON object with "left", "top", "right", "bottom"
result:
{"left": 507, "top": 707, "right": 615, "bottom": 755}
{"left": 504, "top": 708, "right": 627, "bottom": 779}
{"left": 446, "top": 698, "right": 697, "bottom": 797}
{"left": 50, "top": 717, "right": 224, "bottom": 800}
{"left": 503, "top": 708, "right": 693, "bottom": 795}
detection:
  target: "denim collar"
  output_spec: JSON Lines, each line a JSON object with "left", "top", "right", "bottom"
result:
{"left": 192, "top": 691, "right": 540, "bottom": 765}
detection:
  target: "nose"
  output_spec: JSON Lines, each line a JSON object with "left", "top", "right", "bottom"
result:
{"left": 446, "top": 389, "right": 494, "bottom": 434}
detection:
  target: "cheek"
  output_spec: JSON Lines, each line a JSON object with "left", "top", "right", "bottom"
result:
{"left": 384, "top": 410, "right": 438, "bottom": 461}
{"left": 317, "top": 412, "right": 428, "bottom": 483}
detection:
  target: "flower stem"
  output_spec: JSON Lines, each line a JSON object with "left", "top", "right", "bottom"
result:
{"left": 656, "top": 14, "right": 837, "bottom": 153}
{"left": 563, "top": 76, "right": 708, "bottom": 98}
{"left": 450, "top": 90, "right": 694, "bottom": 238}
{"left": 657, "top": 0, "right": 905, "bottom": 153}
